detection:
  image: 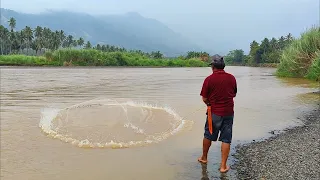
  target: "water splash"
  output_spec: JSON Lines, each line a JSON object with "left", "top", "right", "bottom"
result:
{"left": 39, "top": 99, "right": 192, "bottom": 149}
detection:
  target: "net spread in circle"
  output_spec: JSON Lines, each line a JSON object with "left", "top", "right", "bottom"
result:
{"left": 39, "top": 99, "right": 189, "bottom": 148}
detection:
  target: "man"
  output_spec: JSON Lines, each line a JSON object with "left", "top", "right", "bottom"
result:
{"left": 198, "top": 55, "right": 237, "bottom": 173}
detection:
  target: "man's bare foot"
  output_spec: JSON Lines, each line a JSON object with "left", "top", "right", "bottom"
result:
{"left": 219, "top": 166, "right": 230, "bottom": 173}
{"left": 197, "top": 157, "right": 208, "bottom": 164}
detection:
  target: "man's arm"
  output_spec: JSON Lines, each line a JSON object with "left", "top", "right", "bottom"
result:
{"left": 200, "top": 78, "right": 210, "bottom": 106}
{"left": 234, "top": 77, "right": 237, "bottom": 97}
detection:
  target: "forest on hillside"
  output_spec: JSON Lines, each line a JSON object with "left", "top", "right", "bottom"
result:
{"left": 0, "top": 18, "right": 211, "bottom": 67}
{"left": 0, "top": 17, "right": 211, "bottom": 60}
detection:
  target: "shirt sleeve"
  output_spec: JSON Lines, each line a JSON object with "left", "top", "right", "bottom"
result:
{"left": 200, "top": 77, "right": 209, "bottom": 98}
{"left": 233, "top": 76, "right": 237, "bottom": 95}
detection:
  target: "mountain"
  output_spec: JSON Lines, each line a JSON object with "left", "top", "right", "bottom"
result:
{"left": 1, "top": 8, "right": 204, "bottom": 57}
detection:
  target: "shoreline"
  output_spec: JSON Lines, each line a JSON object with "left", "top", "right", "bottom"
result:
{"left": 0, "top": 65, "right": 209, "bottom": 69}
{"left": 0, "top": 64, "right": 276, "bottom": 68}
{"left": 233, "top": 103, "right": 320, "bottom": 180}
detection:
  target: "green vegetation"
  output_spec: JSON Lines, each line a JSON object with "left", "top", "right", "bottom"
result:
{"left": 3, "top": 17, "right": 318, "bottom": 78}
{"left": 0, "top": 18, "right": 209, "bottom": 67}
{"left": 0, "top": 49, "right": 208, "bottom": 67}
{"left": 224, "top": 49, "right": 248, "bottom": 65}
{"left": 0, "top": 17, "right": 129, "bottom": 55}
{"left": 276, "top": 27, "right": 320, "bottom": 81}
{"left": 0, "top": 55, "right": 58, "bottom": 66}
{"left": 225, "top": 26, "right": 320, "bottom": 81}
{"left": 224, "top": 33, "right": 294, "bottom": 65}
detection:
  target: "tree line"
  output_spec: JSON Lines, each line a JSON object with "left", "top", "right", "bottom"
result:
{"left": 225, "top": 33, "right": 294, "bottom": 65}
{"left": 1, "top": 17, "right": 87, "bottom": 55}
{"left": 0, "top": 18, "right": 165, "bottom": 58}
{"left": 0, "top": 17, "right": 213, "bottom": 61}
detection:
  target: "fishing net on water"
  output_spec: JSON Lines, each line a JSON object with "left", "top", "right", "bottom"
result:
{"left": 39, "top": 99, "right": 189, "bottom": 148}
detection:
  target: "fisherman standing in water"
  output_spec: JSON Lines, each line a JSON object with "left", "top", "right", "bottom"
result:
{"left": 198, "top": 55, "right": 237, "bottom": 173}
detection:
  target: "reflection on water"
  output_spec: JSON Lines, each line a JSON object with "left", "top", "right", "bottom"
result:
{"left": 0, "top": 66, "right": 317, "bottom": 180}
{"left": 201, "top": 163, "right": 210, "bottom": 180}
{"left": 200, "top": 164, "right": 231, "bottom": 180}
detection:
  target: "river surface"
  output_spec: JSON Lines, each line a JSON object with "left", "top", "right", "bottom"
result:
{"left": 0, "top": 66, "right": 318, "bottom": 180}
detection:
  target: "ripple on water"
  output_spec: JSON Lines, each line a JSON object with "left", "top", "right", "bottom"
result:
{"left": 39, "top": 98, "right": 193, "bottom": 149}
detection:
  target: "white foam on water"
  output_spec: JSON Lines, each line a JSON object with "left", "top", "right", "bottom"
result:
{"left": 39, "top": 99, "right": 192, "bottom": 149}
{"left": 124, "top": 123, "right": 146, "bottom": 135}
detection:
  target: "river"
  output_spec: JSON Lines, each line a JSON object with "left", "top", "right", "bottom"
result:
{"left": 0, "top": 66, "right": 317, "bottom": 180}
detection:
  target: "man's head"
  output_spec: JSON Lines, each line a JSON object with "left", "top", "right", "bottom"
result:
{"left": 209, "top": 54, "right": 225, "bottom": 70}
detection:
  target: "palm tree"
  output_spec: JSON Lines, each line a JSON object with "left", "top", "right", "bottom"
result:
{"left": 285, "top": 33, "right": 293, "bottom": 44}
{"left": 7, "top": 17, "right": 17, "bottom": 54}
{"left": 8, "top": 17, "right": 16, "bottom": 32}
{"left": 59, "top": 30, "right": 66, "bottom": 48}
{"left": 42, "top": 27, "right": 52, "bottom": 51}
{"left": 23, "top": 26, "right": 33, "bottom": 54}
{"left": 77, "top": 37, "right": 84, "bottom": 48}
{"left": 270, "top": 37, "right": 278, "bottom": 50}
{"left": 34, "top": 26, "right": 43, "bottom": 54}
{"left": 72, "top": 40, "right": 78, "bottom": 47}
{"left": 10, "top": 31, "right": 20, "bottom": 54}
{"left": 19, "top": 30, "right": 25, "bottom": 52}
{"left": 84, "top": 41, "right": 91, "bottom": 49}
{"left": 96, "top": 44, "right": 101, "bottom": 50}
{"left": 0, "top": 25, "right": 9, "bottom": 54}
{"left": 66, "top": 35, "right": 73, "bottom": 48}
{"left": 52, "top": 31, "right": 61, "bottom": 50}
{"left": 278, "top": 36, "right": 286, "bottom": 49}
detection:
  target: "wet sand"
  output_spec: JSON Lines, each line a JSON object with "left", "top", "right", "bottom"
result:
{"left": 234, "top": 102, "right": 320, "bottom": 180}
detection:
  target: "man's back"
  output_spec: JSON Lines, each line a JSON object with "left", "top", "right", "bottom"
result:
{"left": 200, "top": 70, "right": 237, "bottom": 116}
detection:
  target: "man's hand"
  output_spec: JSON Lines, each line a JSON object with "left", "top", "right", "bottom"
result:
{"left": 202, "top": 97, "right": 210, "bottom": 106}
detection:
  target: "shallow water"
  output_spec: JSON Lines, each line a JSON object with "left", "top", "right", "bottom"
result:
{"left": 0, "top": 66, "right": 317, "bottom": 180}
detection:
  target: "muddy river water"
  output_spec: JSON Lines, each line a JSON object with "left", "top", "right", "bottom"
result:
{"left": 1, "top": 66, "right": 318, "bottom": 180}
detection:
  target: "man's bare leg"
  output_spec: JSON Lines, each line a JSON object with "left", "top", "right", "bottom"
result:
{"left": 198, "top": 138, "right": 211, "bottom": 163}
{"left": 220, "top": 142, "right": 230, "bottom": 172}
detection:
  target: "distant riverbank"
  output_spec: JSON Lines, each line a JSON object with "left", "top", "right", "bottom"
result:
{"left": 0, "top": 49, "right": 209, "bottom": 67}
{"left": 226, "top": 63, "right": 278, "bottom": 68}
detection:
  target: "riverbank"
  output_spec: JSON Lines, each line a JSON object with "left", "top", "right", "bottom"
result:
{"left": 0, "top": 49, "right": 208, "bottom": 67}
{"left": 234, "top": 102, "right": 320, "bottom": 180}
{"left": 225, "top": 63, "right": 278, "bottom": 68}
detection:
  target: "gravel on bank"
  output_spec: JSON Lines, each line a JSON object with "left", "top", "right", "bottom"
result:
{"left": 233, "top": 106, "right": 320, "bottom": 180}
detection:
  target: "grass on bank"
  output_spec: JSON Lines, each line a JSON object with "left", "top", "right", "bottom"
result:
{"left": 0, "top": 55, "right": 60, "bottom": 66}
{"left": 0, "top": 49, "right": 209, "bottom": 67}
{"left": 276, "top": 26, "right": 320, "bottom": 81}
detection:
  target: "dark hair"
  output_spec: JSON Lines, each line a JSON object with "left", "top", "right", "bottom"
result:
{"left": 212, "top": 62, "right": 225, "bottom": 69}
{"left": 210, "top": 55, "right": 225, "bottom": 69}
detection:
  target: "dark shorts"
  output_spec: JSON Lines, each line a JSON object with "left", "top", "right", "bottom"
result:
{"left": 204, "top": 113, "right": 234, "bottom": 144}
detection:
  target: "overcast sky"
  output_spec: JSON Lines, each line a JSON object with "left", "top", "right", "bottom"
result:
{"left": 2, "top": 0, "right": 319, "bottom": 53}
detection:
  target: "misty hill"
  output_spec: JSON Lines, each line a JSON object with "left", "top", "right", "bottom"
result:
{"left": 1, "top": 9, "right": 204, "bottom": 57}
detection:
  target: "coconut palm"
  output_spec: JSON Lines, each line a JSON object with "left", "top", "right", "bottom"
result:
{"left": 77, "top": 37, "right": 84, "bottom": 48}
{"left": 8, "top": 17, "right": 16, "bottom": 32}
{"left": 23, "top": 26, "right": 33, "bottom": 54}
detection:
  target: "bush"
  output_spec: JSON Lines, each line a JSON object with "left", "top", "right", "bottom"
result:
{"left": 0, "top": 55, "right": 57, "bottom": 66}
{"left": 276, "top": 26, "right": 320, "bottom": 80}
{"left": 0, "top": 49, "right": 208, "bottom": 67}
{"left": 306, "top": 52, "right": 320, "bottom": 81}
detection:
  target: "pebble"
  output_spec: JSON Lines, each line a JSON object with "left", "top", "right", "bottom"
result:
{"left": 234, "top": 109, "right": 320, "bottom": 180}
